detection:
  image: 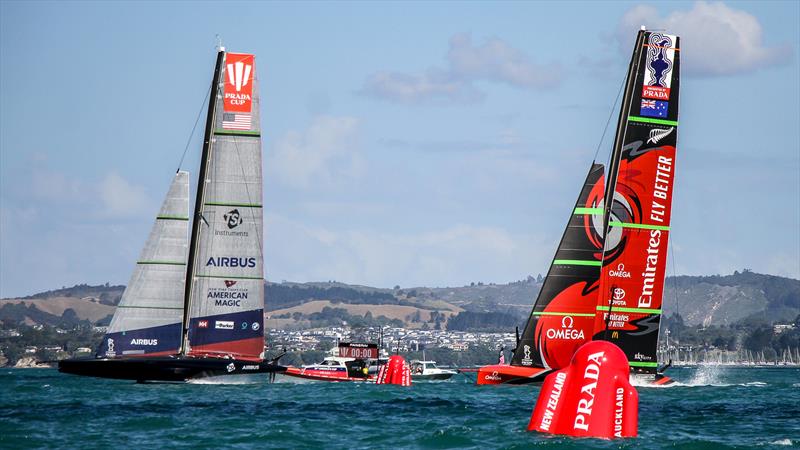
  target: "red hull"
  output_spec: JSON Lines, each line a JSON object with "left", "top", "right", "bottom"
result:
{"left": 476, "top": 364, "right": 550, "bottom": 385}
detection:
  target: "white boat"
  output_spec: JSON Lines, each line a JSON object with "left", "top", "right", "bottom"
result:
{"left": 410, "top": 360, "right": 457, "bottom": 381}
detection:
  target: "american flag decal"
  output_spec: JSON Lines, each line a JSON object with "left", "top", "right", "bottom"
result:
{"left": 222, "top": 113, "right": 252, "bottom": 130}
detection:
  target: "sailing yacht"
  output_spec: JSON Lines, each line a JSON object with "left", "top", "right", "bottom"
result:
{"left": 59, "top": 49, "right": 285, "bottom": 382}
{"left": 478, "top": 27, "right": 680, "bottom": 386}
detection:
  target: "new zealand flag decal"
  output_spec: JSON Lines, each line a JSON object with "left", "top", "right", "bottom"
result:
{"left": 640, "top": 99, "right": 668, "bottom": 118}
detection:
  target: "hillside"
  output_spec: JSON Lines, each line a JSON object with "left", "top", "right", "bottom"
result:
{"left": 1, "top": 271, "right": 797, "bottom": 330}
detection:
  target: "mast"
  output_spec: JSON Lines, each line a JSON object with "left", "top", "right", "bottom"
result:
{"left": 180, "top": 49, "right": 225, "bottom": 355}
{"left": 600, "top": 29, "right": 647, "bottom": 252}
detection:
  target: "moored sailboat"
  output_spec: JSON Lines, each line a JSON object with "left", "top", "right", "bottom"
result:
{"left": 59, "top": 49, "right": 285, "bottom": 382}
{"left": 478, "top": 27, "right": 680, "bottom": 386}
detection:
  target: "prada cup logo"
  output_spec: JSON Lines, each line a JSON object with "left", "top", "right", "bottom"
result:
{"left": 521, "top": 344, "right": 533, "bottom": 366}
{"left": 227, "top": 61, "right": 252, "bottom": 92}
{"left": 107, "top": 338, "right": 114, "bottom": 352}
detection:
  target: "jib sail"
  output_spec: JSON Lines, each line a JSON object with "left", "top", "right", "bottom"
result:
{"left": 183, "top": 52, "right": 265, "bottom": 361}
{"left": 511, "top": 163, "right": 605, "bottom": 370}
{"left": 99, "top": 171, "right": 190, "bottom": 357}
{"left": 592, "top": 30, "right": 680, "bottom": 374}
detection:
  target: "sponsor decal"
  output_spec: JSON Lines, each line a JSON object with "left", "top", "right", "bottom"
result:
{"left": 198, "top": 320, "right": 209, "bottom": 328}
{"left": 241, "top": 322, "right": 248, "bottom": 330}
{"left": 611, "top": 331, "right": 619, "bottom": 339}
{"left": 223, "top": 53, "right": 254, "bottom": 113}
{"left": 205, "top": 256, "right": 257, "bottom": 268}
{"left": 242, "top": 365, "right": 259, "bottom": 371}
{"left": 634, "top": 352, "right": 652, "bottom": 361}
{"left": 612, "top": 287, "right": 626, "bottom": 305}
{"left": 642, "top": 33, "right": 675, "bottom": 100}
{"left": 215, "top": 321, "right": 234, "bottom": 330}
{"left": 545, "top": 316, "right": 585, "bottom": 340}
{"left": 105, "top": 338, "right": 115, "bottom": 356}
{"left": 647, "top": 127, "right": 674, "bottom": 144}
{"left": 130, "top": 338, "right": 158, "bottom": 346}
{"left": 602, "top": 313, "right": 630, "bottom": 329}
{"left": 539, "top": 371, "right": 567, "bottom": 431}
{"left": 614, "top": 387, "right": 625, "bottom": 438}
{"left": 252, "top": 322, "right": 260, "bottom": 331}
{"left": 207, "top": 280, "right": 249, "bottom": 307}
{"left": 521, "top": 344, "right": 533, "bottom": 366}
{"left": 640, "top": 99, "right": 668, "bottom": 118}
{"left": 214, "top": 209, "right": 249, "bottom": 237}
{"left": 608, "top": 263, "right": 631, "bottom": 278}
{"left": 573, "top": 351, "right": 604, "bottom": 431}
{"left": 484, "top": 370, "right": 502, "bottom": 382}
{"left": 226, "top": 362, "right": 236, "bottom": 373}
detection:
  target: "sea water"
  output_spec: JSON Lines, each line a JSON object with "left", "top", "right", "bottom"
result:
{"left": 1, "top": 367, "right": 798, "bottom": 449}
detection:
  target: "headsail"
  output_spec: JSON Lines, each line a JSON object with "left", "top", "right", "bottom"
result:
{"left": 100, "top": 171, "right": 190, "bottom": 357}
{"left": 184, "top": 52, "right": 265, "bottom": 361}
{"left": 592, "top": 31, "right": 680, "bottom": 374}
{"left": 511, "top": 163, "right": 605, "bottom": 370}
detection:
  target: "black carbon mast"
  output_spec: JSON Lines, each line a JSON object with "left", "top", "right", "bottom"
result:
{"left": 180, "top": 49, "right": 225, "bottom": 355}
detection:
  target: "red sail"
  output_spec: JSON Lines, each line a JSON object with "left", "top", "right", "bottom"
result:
{"left": 593, "top": 31, "right": 680, "bottom": 373}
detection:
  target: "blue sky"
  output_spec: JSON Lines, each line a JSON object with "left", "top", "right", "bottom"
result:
{"left": 1, "top": 1, "right": 798, "bottom": 298}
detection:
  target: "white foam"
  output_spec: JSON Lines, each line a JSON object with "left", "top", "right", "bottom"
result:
{"left": 769, "top": 439, "right": 793, "bottom": 446}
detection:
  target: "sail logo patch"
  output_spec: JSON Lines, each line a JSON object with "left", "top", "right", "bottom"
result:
{"left": 223, "top": 53, "right": 254, "bottom": 113}
{"left": 198, "top": 320, "right": 209, "bottom": 328}
{"left": 608, "top": 263, "right": 631, "bottom": 278}
{"left": 642, "top": 33, "right": 676, "bottom": 100}
{"left": 545, "top": 316, "right": 585, "bottom": 340}
{"left": 647, "top": 127, "right": 674, "bottom": 144}
{"left": 215, "top": 210, "right": 249, "bottom": 237}
{"left": 205, "top": 256, "right": 257, "bottom": 268}
{"left": 207, "top": 282, "right": 248, "bottom": 307}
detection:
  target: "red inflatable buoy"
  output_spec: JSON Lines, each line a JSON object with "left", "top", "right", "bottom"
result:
{"left": 528, "top": 340, "right": 638, "bottom": 438}
{"left": 376, "top": 355, "right": 411, "bottom": 386}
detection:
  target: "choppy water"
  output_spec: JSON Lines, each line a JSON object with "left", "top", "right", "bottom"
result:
{"left": 1, "top": 366, "right": 799, "bottom": 449}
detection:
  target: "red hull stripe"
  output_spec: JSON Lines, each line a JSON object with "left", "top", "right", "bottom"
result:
{"left": 188, "top": 337, "right": 263, "bottom": 362}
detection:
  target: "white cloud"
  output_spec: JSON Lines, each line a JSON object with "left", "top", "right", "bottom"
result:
{"left": 361, "top": 33, "right": 563, "bottom": 104}
{"left": 98, "top": 172, "right": 151, "bottom": 217}
{"left": 361, "top": 69, "right": 483, "bottom": 104}
{"left": 447, "top": 33, "right": 562, "bottom": 88}
{"left": 617, "top": 1, "right": 791, "bottom": 76}
{"left": 267, "top": 115, "right": 363, "bottom": 189}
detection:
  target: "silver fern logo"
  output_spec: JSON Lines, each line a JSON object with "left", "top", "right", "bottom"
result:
{"left": 647, "top": 127, "right": 674, "bottom": 144}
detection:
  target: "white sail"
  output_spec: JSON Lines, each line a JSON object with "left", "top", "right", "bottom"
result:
{"left": 101, "top": 171, "right": 189, "bottom": 357}
{"left": 185, "top": 52, "right": 265, "bottom": 360}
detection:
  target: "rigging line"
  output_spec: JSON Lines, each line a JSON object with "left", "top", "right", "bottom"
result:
{"left": 593, "top": 74, "right": 627, "bottom": 164}
{"left": 670, "top": 240, "right": 679, "bottom": 319}
{"left": 176, "top": 83, "right": 213, "bottom": 172}
{"left": 230, "top": 132, "right": 265, "bottom": 270}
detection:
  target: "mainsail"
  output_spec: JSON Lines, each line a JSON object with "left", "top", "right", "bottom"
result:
{"left": 511, "top": 164, "right": 605, "bottom": 370}
{"left": 183, "top": 52, "right": 265, "bottom": 361}
{"left": 592, "top": 30, "right": 680, "bottom": 374}
{"left": 100, "top": 171, "right": 190, "bottom": 357}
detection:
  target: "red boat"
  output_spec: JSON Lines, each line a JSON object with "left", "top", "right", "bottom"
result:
{"left": 281, "top": 343, "right": 382, "bottom": 383}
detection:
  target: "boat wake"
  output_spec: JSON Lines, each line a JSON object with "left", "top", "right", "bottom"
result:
{"left": 635, "top": 366, "right": 768, "bottom": 388}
